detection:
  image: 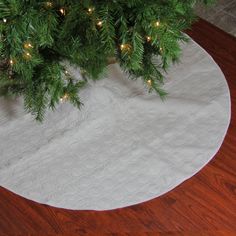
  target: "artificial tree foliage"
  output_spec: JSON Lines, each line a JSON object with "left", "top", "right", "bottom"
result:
{"left": 0, "top": 0, "right": 215, "bottom": 121}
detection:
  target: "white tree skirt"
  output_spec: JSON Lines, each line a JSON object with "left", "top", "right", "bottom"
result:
{"left": 0, "top": 38, "right": 230, "bottom": 210}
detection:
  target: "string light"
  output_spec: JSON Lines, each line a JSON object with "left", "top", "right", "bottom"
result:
{"left": 146, "top": 36, "right": 151, "bottom": 42}
{"left": 120, "top": 44, "right": 131, "bottom": 52}
{"left": 88, "top": 7, "right": 95, "bottom": 14}
{"left": 97, "top": 21, "right": 103, "bottom": 27}
{"left": 24, "top": 42, "right": 33, "bottom": 49}
{"left": 60, "top": 93, "right": 69, "bottom": 102}
{"left": 9, "top": 59, "right": 14, "bottom": 65}
{"left": 147, "top": 80, "right": 152, "bottom": 86}
{"left": 65, "top": 70, "right": 69, "bottom": 75}
{"left": 155, "top": 21, "right": 160, "bottom": 27}
{"left": 160, "top": 47, "right": 163, "bottom": 53}
{"left": 120, "top": 44, "right": 125, "bottom": 50}
{"left": 59, "top": 8, "right": 66, "bottom": 16}
{"left": 23, "top": 52, "right": 32, "bottom": 60}
{"left": 3, "top": 18, "right": 7, "bottom": 23}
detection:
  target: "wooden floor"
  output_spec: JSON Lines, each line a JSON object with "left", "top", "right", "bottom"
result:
{"left": 0, "top": 19, "right": 236, "bottom": 236}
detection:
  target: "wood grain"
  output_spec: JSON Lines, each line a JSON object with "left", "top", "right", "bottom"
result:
{"left": 0, "top": 19, "right": 236, "bottom": 236}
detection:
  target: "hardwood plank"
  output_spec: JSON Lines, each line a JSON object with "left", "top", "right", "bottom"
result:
{"left": 0, "top": 19, "right": 236, "bottom": 235}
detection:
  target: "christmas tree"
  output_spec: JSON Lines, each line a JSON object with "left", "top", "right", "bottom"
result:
{"left": 0, "top": 0, "right": 214, "bottom": 121}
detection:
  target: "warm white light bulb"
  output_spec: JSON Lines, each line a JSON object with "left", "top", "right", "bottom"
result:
{"left": 88, "top": 7, "right": 94, "bottom": 14}
{"left": 60, "top": 8, "right": 66, "bottom": 15}
{"left": 156, "top": 21, "right": 160, "bottom": 27}
{"left": 146, "top": 36, "right": 151, "bottom": 42}
{"left": 97, "top": 21, "right": 103, "bottom": 27}
{"left": 120, "top": 44, "right": 131, "bottom": 52}
{"left": 24, "top": 52, "right": 32, "bottom": 59}
{"left": 3, "top": 18, "right": 7, "bottom": 23}
{"left": 60, "top": 93, "right": 69, "bottom": 103}
{"left": 147, "top": 80, "right": 152, "bottom": 86}
{"left": 24, "top": 42, "right": 33, "bottom": 49}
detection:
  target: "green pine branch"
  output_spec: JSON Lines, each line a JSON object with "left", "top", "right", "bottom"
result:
{"left": 0, "top": 0, "right": 216, "bottom": 121}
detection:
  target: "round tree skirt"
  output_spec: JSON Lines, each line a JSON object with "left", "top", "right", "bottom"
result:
{"left": 0, "top": 38, "right": 230, "bottom": 210}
